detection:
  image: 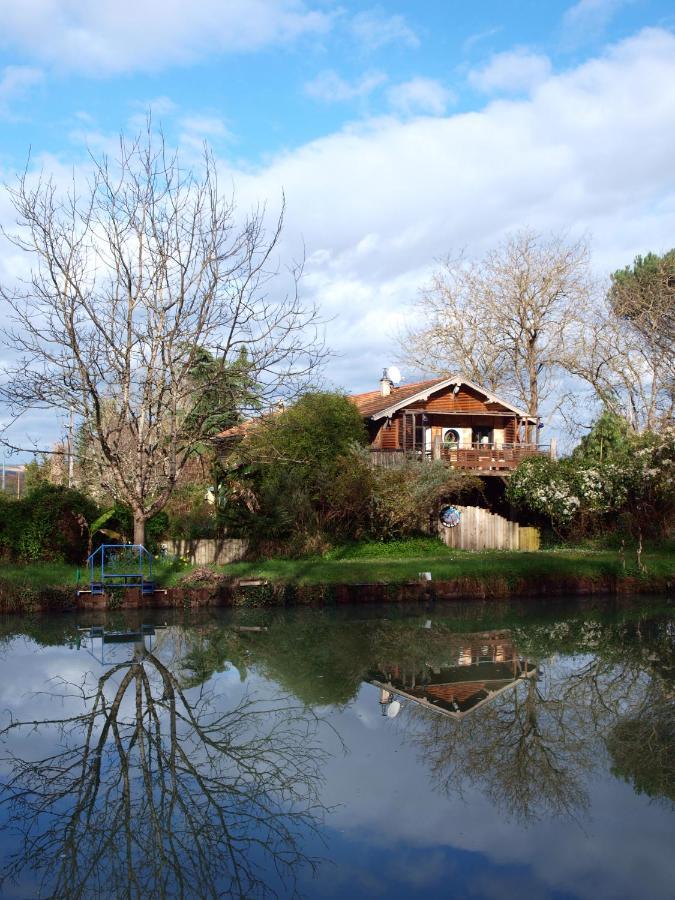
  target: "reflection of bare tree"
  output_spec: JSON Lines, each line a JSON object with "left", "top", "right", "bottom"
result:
{"left": 408, "top": 671, "right": 593, "bottom": 822}
{"left": 406, "top": 625, "right": 674, "bottom": 824}
{"left": 0, "top": 644, "right": 330, "bottom": 899}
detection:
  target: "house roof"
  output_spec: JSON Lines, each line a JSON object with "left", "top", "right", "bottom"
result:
{"left": 350, "top": 375, "right": 535, "bottom": 421}
{"left": 215, "top": 418, "right": 263, "bottom": 440}
{"left": 216, "top": 375, "right": 535, "bottom": 441}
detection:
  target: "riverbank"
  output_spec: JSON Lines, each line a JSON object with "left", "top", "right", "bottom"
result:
{"left": 0, "top": 544, "right": 671, "bottom": 612}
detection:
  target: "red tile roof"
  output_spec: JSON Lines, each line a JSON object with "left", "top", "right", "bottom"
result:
{"left": 349, "top": 378, "right": 445, "bottom": 417}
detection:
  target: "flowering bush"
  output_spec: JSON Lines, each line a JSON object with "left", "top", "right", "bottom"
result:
{"left": 507, "top": 415, "right": 674, "bottom": 536}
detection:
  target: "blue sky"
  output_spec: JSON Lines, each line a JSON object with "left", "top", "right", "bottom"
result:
{"left": 1, "top": 0, "right": 675, "bottom": 450}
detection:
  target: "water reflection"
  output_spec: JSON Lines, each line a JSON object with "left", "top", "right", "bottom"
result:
{"left": 0, "top": 626, "right": 331, "bottom": 899}
{"left": 369, "top": 630, "right": 538, "bottom": 718}
{"left": 0, "top": 600, "right": 672, "bottom": 899}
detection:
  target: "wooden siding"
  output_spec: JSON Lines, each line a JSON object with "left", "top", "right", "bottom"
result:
{"left": 408, "top": 384, "right": 494, "bottom": 414}
{"left": 380, "top": 418, "right": 400, "bottom": 449}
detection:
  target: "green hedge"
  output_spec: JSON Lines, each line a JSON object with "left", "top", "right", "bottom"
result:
{"left": 0, "top": 484, "right": 98, "bottom": 563}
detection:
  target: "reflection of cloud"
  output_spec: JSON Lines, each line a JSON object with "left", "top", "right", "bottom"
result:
{"left": 316, "top": 684, "right": 675, "bottom": 900}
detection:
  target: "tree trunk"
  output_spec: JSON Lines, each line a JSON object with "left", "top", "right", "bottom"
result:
{"left": 133, "top": 512, "right": 146, "bottom": 547}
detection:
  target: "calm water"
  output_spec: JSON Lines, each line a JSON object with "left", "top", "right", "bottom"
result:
{"left": 0, "top": 596, "right": 672, "bottom": 899}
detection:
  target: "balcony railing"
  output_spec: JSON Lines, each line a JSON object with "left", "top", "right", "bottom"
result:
{"left": 369, "top": 443, "right": 550, "bottom": 472}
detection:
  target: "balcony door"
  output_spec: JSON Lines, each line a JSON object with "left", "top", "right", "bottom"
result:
{"left": 472, "top": 426, "right": 493, "bottom": 447}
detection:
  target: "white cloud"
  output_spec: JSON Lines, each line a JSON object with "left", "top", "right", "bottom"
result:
{"left": 0, "top": 65, "right": 43, "bottom": 116}
{"left": 387, "top": 78, "right": 453, "bottom": 116}
{"left": 469, "top": 48, "right": 552, "bottom": 94}
{"left": 463, "top": 26, "right": 502, "bottom": 54}
{"left": 0, "top": 0, "right": 332, "bottom": 75}
{"left": 350, "top": 9, "right": 420, "bottom": 50}
{"left": 4, "top": 28, "right": 675, "bottom": 446}
{"left": 304, "top": 70, "right": 387, "bottom": 103}
{"left": 224, "top": 28, "right": 675, "bottom": 400}
{"left": 563, "top": 0, "right": 633, "bottom": 36}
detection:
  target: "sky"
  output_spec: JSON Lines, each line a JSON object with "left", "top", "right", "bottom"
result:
{"left": 0, "top": 0, "right": 675, "bottom": 452}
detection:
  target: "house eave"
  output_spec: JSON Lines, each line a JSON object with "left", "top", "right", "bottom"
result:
{"left": 367, "top": 375, "right": 535, "bottom": 422}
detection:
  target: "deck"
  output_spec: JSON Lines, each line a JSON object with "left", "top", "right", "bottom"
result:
{"left": 369, "top": 443, "right": 550, "bottom": 474}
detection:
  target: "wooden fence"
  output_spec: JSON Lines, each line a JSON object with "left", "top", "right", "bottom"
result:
{"left": 160, "top": 538, "right": 249, "bottom": 566}
{"left": 439, "top": 506, "right": 540, "bottom": 552}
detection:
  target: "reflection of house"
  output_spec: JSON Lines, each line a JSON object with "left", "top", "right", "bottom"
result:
{"left": 352, "top": 373, "right": 552, "bottom": 474}
{"left": 370, "top": 630, "right": 537, "bottom": 719}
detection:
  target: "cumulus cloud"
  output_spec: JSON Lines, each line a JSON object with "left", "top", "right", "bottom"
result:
{"left": 387, "top": 78, "right": 453, "bottom": 116}
{"left": 469, "top": 48, "right": 552, "bottom": 94}
{"left": 0, "top": 0, "right": 332, "bottom": 75}
{"left": 350, "top": 9, "right": 420, "bottom": 50}
{"left": 4, "top": 27, "right": 675, "bottom": 443}
{"left": 224, "top": 28, "right": 675, "bottom": 395}
{"left": 304, "top": 70, "right": 386, "bottom": 103}
{"left": 0, "top": 65, "right": 43, "bottom": 116}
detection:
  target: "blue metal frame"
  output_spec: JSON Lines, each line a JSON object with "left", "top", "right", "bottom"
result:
{"left": 85, "top": 544, "right": 155, "bottom": 595}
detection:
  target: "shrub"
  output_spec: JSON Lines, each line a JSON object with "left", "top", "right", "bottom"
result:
{"left": 508, "top": 414, "right": 675, "bottom": 538}
{"left": 0, "top": 484, "right": 98, "bottom": 562}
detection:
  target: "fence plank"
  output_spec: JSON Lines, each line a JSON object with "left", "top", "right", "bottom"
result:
{"left": 439, "top": 506, "right": 539, "bottom": 552}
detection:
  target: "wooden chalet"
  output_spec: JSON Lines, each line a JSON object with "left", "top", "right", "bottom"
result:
{"left": 351, "top": 372, "right": 553, "bottom": 475}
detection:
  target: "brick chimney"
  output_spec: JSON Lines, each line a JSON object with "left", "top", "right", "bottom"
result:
{"left": 379, "top": 369, "right": 392, "bottom": 397}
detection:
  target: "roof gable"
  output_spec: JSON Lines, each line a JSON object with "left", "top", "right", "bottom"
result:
{"left": 350, "top": 375, "right": 534, "bottom": 421}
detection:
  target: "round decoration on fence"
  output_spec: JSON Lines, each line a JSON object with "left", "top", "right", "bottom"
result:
{"left": 439, "top": 505, "right": 461, "bottom": 528}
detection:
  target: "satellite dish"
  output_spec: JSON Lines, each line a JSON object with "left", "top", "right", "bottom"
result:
{"left": 386, "top": 365, "right": 401, "bottom": 385}
{"left": 386, "top": 700, "right": 401, "bottom": 719}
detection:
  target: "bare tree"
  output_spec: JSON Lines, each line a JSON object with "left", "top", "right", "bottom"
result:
{"left": 399, "top": 230, "right": 591, "bottom": 437}
{"left": 562, "top": 253, "right": 675, "bottom": 432}
{"left": 562, "top": 295, "right": 674, "bottom": 432}
{"left": 0, "top": 125, "right": 325, "bottom": 544}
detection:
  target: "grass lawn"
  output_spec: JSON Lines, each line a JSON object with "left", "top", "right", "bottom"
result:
{"left": 0, "top": 538, "right": 671, "bottom": 590}
{"left": 0, "top": 557, "right": 193, "bottom": 589}
{"left": 218, "top": 540, "right": 674, "bottom": 586}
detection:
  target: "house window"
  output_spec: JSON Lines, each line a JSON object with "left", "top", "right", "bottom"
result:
{"left": 442, "top": 428, "right": 460, "bottom": 449}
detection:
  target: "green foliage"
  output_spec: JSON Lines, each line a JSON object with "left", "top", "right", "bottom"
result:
{"left": 323, "top": 536, "right": 450, "bottom": 559}
{"left": 368, "top": 456, "right": 481, "bottom": 539}
{"left": 163, "top": 482, "right": 217, "bottom": 540}
{"left": 222, "top": 392, "right": 481, "bottom": 550}
{"left": 610, "top": 248, "right": 675, "bottom": 316}
{"left": 22, "top": 457, "right": 52, "bottom": 494}
{"left": 0, "top": 484, "right": 98, "bottom": 563}
{"left": 224, "top": 392, "right": 369, "bottom": 545}
{"left": 105, "top": 505, "right": 169, "bottom": 551}
{"left": 571, "top": 411, "right": 632, "bottom": 464}
{"left": 247, "top": 391, "right": 368, "bottom": 469}
{"left": 508, "top": 414, "right": 675, "bottom": 536}
{"left": 184, "top": 347, "right": 258, "bottom": 449}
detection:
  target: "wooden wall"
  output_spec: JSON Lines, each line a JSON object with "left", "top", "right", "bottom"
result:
{"left": 408, "top": 384, "right": 493, "bottom": 414}
{"left": 160, "top": 539, "right": 249, "bottom": 565}
{"left": 439, "top": 506, "right": 540, "bottom": 551}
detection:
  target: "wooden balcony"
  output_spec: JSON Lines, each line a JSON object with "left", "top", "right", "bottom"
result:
{"left": 369, "top": 443, "right": 551, "bottom": 474}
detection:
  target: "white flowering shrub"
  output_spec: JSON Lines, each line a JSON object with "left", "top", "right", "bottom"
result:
{"left": 508, "top": 416, "right": 674, "bottom": 536}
